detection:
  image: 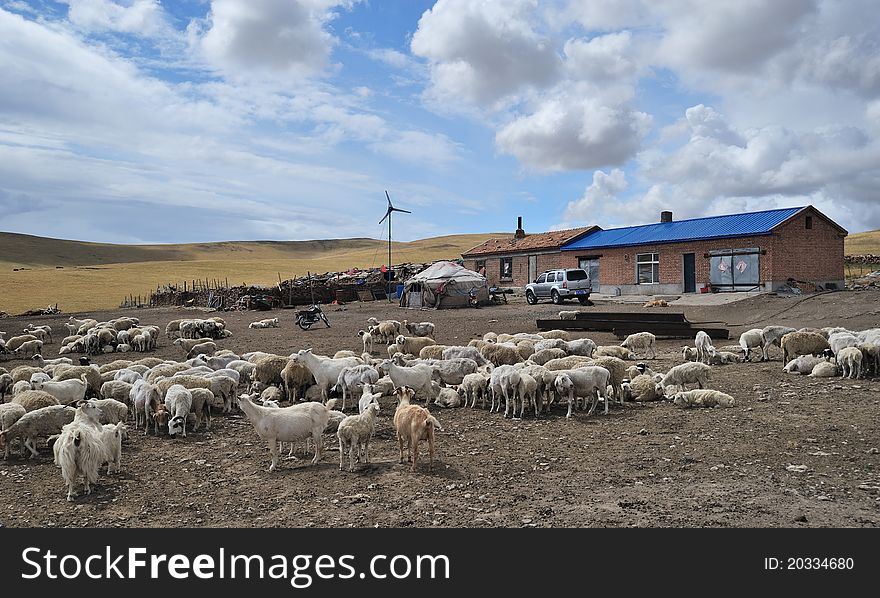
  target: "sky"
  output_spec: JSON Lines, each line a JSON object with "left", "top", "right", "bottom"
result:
{"left": 0, "top": 0, "right": 878, "bottom": 244}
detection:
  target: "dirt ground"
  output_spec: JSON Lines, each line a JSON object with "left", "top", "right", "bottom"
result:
{"left": 1, "top": 290, "right": 879, "bottom": 528}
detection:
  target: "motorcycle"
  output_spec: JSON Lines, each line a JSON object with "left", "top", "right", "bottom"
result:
{"left": 295, "top": 304, "right": 330, "bottom": 330}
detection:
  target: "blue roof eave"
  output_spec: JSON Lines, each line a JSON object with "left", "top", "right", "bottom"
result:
{"left": 561, "top": 231, "right": 776, "bottom": 251}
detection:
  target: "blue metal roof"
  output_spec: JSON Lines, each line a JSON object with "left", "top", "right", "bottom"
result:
{"left": 561, "top": 206, "right": 805, "bottom": 251}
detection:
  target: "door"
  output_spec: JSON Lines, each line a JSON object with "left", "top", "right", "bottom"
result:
{"left": 539, "top": 272, "right": 555, "bottom": 297}
{"left": 528, "top": 255, "right": 537, "bottom": 283}
{"left": 683, "top": 253, "right": 696, "bottom": 293}
{"left": 578, "top": 258, "right": 600, "bottom": 291}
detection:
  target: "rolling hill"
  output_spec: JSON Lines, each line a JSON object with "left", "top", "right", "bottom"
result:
{"left": 844, "top": 229, "right": 880, "bottom": 255}
{"left": 0, "top": 232, "right": 501, "bottom": 313}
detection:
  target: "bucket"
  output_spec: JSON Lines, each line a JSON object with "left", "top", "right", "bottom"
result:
{"left": 699, "top": 285, "right": 710, "bottom": 294}
{"left": 395, "top": 284, "right": 404, "bottom": 298}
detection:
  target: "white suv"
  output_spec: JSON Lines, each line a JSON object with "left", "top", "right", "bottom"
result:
{"left": 525, "top": 268, "right": 592, "bottom": 305}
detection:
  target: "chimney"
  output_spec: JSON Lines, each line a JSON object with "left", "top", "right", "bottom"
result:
{"left": 660, "top": 210, "right": 673, "bottom": 223}
{"left": 514, "top": 216, "right": 525, "bottom": 239}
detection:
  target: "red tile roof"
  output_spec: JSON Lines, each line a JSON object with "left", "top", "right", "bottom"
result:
{"left": 461, "top": 226, "right": 599, "bottom": 257}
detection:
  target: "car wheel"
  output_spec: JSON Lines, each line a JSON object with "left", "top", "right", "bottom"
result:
{"left": 551, "top": 290, "right": 562, "bottom": 304}
{"left": 525, "top": 290, "right": 537, "bottom": 305}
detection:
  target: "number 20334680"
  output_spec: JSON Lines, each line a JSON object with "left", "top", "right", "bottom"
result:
{"left": 764, "top": 557, "right": 854, "bottom": 570}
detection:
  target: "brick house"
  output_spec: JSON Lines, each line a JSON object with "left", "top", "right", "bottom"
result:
{"left": 461, "top": 217, "right": 600, "bottom": 287}
{"left": 559, "top": 206, "right": 846, "bottom": 294}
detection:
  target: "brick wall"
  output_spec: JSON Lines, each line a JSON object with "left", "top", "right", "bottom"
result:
{"left": 769, "top": 210, "right": 845, "bottom": 285}
{"left": 464, "top": 251, "right": 568, "bottom": 287}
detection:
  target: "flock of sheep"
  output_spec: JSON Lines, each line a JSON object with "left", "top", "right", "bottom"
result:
{"left": 0, "top": 309, "right": 877, "bottom": 503}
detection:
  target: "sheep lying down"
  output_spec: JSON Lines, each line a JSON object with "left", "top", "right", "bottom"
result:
{"left": 672, "top": 389, "right": 735, "bottom": 409}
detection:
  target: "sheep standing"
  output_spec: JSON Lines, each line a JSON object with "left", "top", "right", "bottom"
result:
{"left": 237, "top": 394, "right": 330, "bottom": 471}
{"left": 660, "top": 362, "right": 711, "bottom": 393}
{"left": 337, "top": 403, "right": 381, "bottom": 471}
{"left": 553, "top": 366, "right": 611, "bottom": 417}
{"left": 459, "top": 372, "right": 490, "bottom": 409}
{"left": 479, "top": 343, "right": 523, "bottom": 367}
{"left": 694, "top": 331, "right": 716, "bottom": 364}
{"left": 333, "top": 365, "right": 380, "bottom": 411}
{"left": 54, "top": 401, "right": 106, "bottom": 500}
{"left": 392, "top": 386, "right": 442, "bottom": 472}
{"left": 489, "top": 365, "right": 521, "bottom": 415}
{"left": 781, "top": 332, "right": 831, "bottom": 365}
{"left": 292, "top": 349, "right": 360, "bottom": 403}
{"left": 358, "top": 329, "right": 374, "bottom": 355}
{"left": 403, "top": 320, "right": 436, "bottom": 337}
{"left": 0, "top": 404, "right": 75, "bottom": 459}
{"left": 620, "top": 332, "right": 657, "bottom": 359}
{"left": 837, "top": 347, "right": 863, "bottom": 379}
{"left": 165, "top": 384, "right": 193, "bottom": 437}
{"left": 761, "top": 326, "right": 797, "bottom": 360}
{"left": 738, "top": 328, "right": 765, "bottom": 362}
{"left": 0, "top": 403, "right": 26, "bottom": 459}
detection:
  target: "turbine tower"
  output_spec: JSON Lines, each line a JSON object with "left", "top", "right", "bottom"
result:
{"left": 378, "top": 190, "right": 411, "bottom": 301}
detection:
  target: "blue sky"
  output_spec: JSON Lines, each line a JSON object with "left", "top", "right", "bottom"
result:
{"left": 0, "top": 0, "right": 878, "bottom": 244}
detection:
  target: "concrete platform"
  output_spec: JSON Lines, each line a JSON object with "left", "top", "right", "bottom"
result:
{"left": 590, "top": 291, "right": 765, "bottom": 306}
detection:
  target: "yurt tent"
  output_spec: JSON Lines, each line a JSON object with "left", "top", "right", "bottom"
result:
{"left": 400, "top": 261, "right": 489, "bottom": 308}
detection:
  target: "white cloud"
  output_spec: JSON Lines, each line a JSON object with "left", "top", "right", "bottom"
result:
{"left": 192, "top": 0, "right": 353, "bottom": 80}
{"left": 410, "top": 0, "right": 561, "bottom": 108}
{"left": 496, "top": 92, "right": 651, "bottom": 171}
{"left": 61, "top": 0, "right": 171, "bottom": 38}
{"left": 559, "top": 168, "right": 627, "bottom": 227}
{"left": 369, "top": 130, "right": 462, "bottom": 168}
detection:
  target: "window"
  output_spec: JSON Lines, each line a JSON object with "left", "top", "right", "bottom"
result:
{"left": 565, "top": 269, "right": 588, "bottom": 281}
{"left": 475, "top": 259, "right": 486, "bottom": 275}
{"left": 636, "top": 253, "right": 660, "bottom": 284}
{"left": 547, "top": 272, "right": 556, "bottom": 282}
{"left": 535, "top": 273, "right": 546, "bottom": 284}
{"left": 805, "top": 216, "right": 813, "bottom": 229}
{"left": 500, "top": 257, "right": 513, "bottom": 279}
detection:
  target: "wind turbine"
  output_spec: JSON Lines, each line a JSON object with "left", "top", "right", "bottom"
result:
{"left": 378, "top": 190, "right": 411, "bottom": 301}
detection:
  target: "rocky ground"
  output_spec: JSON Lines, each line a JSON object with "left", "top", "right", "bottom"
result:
{"left": 1, "top": 290, "right": 879, "bottom": 528}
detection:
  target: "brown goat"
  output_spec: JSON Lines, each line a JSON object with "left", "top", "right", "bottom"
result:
{"left": 392, "top": 386, "right": 443, "bottom": 472}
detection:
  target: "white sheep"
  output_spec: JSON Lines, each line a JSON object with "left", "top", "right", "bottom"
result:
{"left": 237, "top": 394, "right": 330, "bottom": 471}
{"left": 828, "top": 332, "right": 859, "bottom": 357}
{"left": 620, "top": 332, "right": 657, "bottom": 359}
{"left": 0, "top": 403, "right": 26, "bottom": 459}
{"left": 660, "top": 362, "right": 711, "bottom": 393}
{"left": 553, "top": 366, "right": 611, "bottom": 417}
{"left": 14, "top": 339, "right": 44, "bottom": 358}
{"left": 459, "top": 372, "right": 490, "bottom": 409}
{"left": 681, "top": 346, "right": 698, "bottom": 362}
{"left": 31, "top": 354, "right": 72, "bottom": 368}
{"left": 34, "top": 374, "right": 89, "bottom": 405}
{"left": 433, "top": 386, "right": 462, "bottom": 409}
{"left": 622, "top": 374, "right": 665, "bottom": 402}
{"left": 837, "top": 346, "right": 863, "bottom": 379}
{"left": 594, "top": 345, "right": 636, "bottom": 360}
{"left": 165, "top": 384, "right": 193, "bottom": 437}
{"left": 514, "top": 372, "right": 539, "bottom": 418}
{"left": 441, "top": 345, "right": 490, "bottom": 367}
{"left": 248, "top": 318, "right": 279, "bottom": 329}
{"left": 337, "top": 402, "right": 380, "bottom": 471}
{"left": 100, "top": 422, "right": 127, "bottom": 474}
{"left": 564, "top": 338, "right": 597, "bottom": 358}
{"left": 760, "top": 326, "right": 797, "bottom": 360}
{"left": 54, "top": 401, "right": 106, "bottom": 500}
{"left": 707, "top": 351, "right": 743, "bottom": 365}
{"left": 783, "top": 354, "right": 826, "bottom": 375}
{"left": 358, "top": 384, "right": 382, "bottom": 414}
{"left": 403, "top": 320, "right": 436, "bottom": 337}
{"left": 738, "top": 328, "right": 765, "bottom": 362}
{"left": 333, "top": 365, "right": 380, "bottom": 411}
{"left": 489, "top": 365, "right": 521, "bottom": 415}
{"left": 672, "top": 389, "right": 735, "bottom": 408}
{"left": 29, "top": 372, "right": 51, "bottom": 389}
{"left": 358, "top": 329, "right": 374, "bottom": 354}
{"left": 694, "top": 331, "right": 716, "bottom": 364}
{"left": 291, "top": 349, "right": 360, "bottom": 403}
{"left": 380, "top": 360, "right": 437, "bottom": 403}
{"left": 88, "top": 398, "right": 129, "bottom": 424}
{"left": 0, "top": 404, "right": 75, "bottom": 459}
{"left": 809, "top": 361, "right": 839, "bottom": 377}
